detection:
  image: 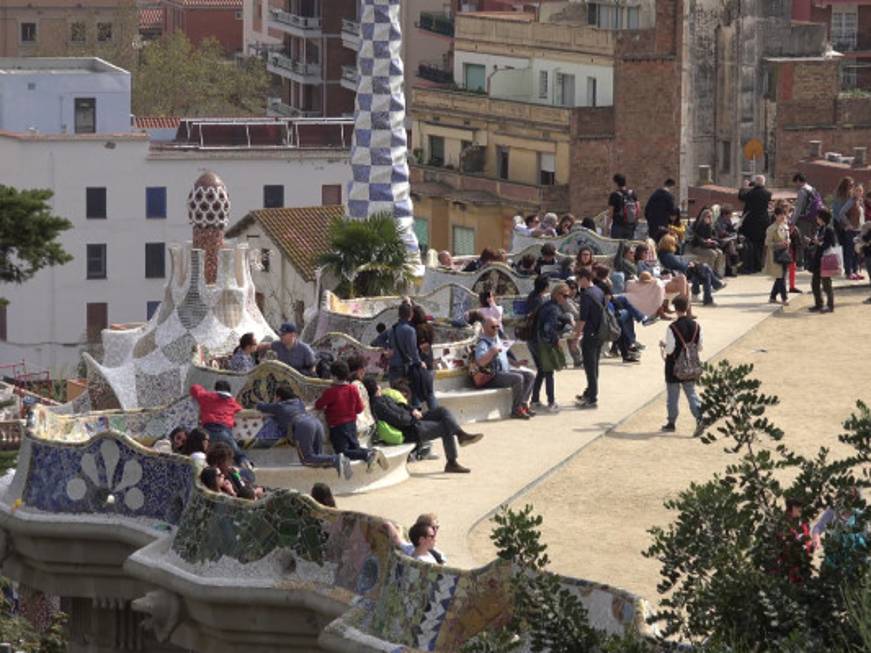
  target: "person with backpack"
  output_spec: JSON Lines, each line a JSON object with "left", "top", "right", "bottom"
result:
{"left": 792, "top": 172, "right": 822, "bottom": 240}
{"left": 659, "top": 295, "right": 703, "bottom": 433}
{"left": 608, "top": 173, "right": 641, "bottom": 241}
{"left": 574, "top": 268, "right": 606, "bottom": 410}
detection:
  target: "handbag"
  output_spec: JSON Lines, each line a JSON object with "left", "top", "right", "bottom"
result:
{"left": 468, "top": 339, "right": 497, "bottom": 387}
{"left": 820, "top": 245, "right": 844, "bottom": 278}
{"left": 773, "top": 246, "right": 792, "bottom": 265}
{"left": 537, "top": 342, "right": 566, "bottom": 374}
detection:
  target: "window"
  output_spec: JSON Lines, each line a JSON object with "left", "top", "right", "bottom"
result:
{"left": 145, "top": 242, "right": 166, "bottom": 279}
{"left": 452, "top": 226, "right": 475, "bottom": 256}
{"left": 720, "top": 140, "right": 731, "bottom": 174}
{"left": 75, "top": 98, "right": 96, "bottom": 134}
{"left": 260, "top": 248, "right": 271, "bottom": 273}
{"left": 86, "top": 187, "right": 106, "bottom": 218}
{"left": 832, "top": 7, "right": 858, "bottom": 51}
{"left": 497, "top": 146, "right": 509, "bottom": 180}
{"left": 413, "top": 218, "right": 429, "bottom": 248}
{"left": 428, "top": 135, "right": 445, "bottom": 166}
{"left": 0, "top": 304, "right": 6, "bottom": 342}
{"left": 145, "top": 187, "right": 167, "bottom": 218}
{"left": 263, "top": 184, "right": 284, "bottom": 208}
{"left": 588, "top": 3, "right": 620, "bottom": 29}
{"left": 626, "top": 6, "right": 640, "bottom": 29}
{"left": 321, "top": 184, "right": 342, "bottom": 205}
{"left": 841, "top": 62, "right": 858, "bottom": 90}
{"left": 20, "top": 22, "right": 36, "bottom": 43}
{"left": 97, "top": 22, "right": 112, "bottom": 42}
{"left": 86, "top": 244, "right": 107, "bottom": 279}
{"left": 586, "top": 76, "right": 597, "bottom": 107}
{"left": 538, "top": 71, "right": 548, "bottom": 99}
{"left": 70, "top": 22, "right": 86, "bottom": 43}
{"left": 463, "top": 63, "right": 486, "bottom": 92}
{"left": 539, "top": 153, "right": 556, "bottom": 186}
{"left": 86, "top": 303, "right": 108, "bottom": 343}
{"left": 555, "top": 73, "right": 576, "bottom": 106}
{"left": 146, "top": 301, "right": 161, "bottom": 320}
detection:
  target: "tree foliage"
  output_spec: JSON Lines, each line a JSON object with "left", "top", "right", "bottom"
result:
{"left": 645, "top": 360, "right": 871, "bottom": 650}
{"left": 132, "top": 32, "right": 269, "bottom": 116}
{"left": 0, "top": 186, "right": 72, "bottom": 296}
{"left": 0, "top": 578, "right": 67, "bottom": 652}
{"left": 318, "top": 213, "right": 415, "bottom": 298}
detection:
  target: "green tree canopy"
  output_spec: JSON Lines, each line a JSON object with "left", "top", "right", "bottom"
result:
{"left": 0, "top": 186, "right": 73, "bottom": 295}
{"left": 132, "top": 32, "right": 269, "bottom": 116}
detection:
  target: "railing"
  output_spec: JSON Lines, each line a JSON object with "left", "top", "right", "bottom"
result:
{"left": 267, "top": 98, "right": 321, "bottom": 118}
{"left": 267, "top": 51, "right": 321, "bottom": 79}
{"left": 418, "top": 61, "right": 453, "bottom": 85}
{"left": 418, "top": 11, "right": 454, "bottom": 37}
{"left": 269, "top": 8, "right": 322, "bottom": 31}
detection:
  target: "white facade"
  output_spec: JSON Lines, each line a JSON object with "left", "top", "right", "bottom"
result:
{"left": 0, "top": 58, "right": 131, "bottom": 135}
{"left": 455, "top": 51, "right": 613, "bottom": 107}
{"left": 0, "top": 134, "right": 350, "bottom": 375}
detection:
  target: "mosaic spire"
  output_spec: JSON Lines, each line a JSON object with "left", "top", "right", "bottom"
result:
{"left": 347, "top": 0, "right": 421, "bottom": 271}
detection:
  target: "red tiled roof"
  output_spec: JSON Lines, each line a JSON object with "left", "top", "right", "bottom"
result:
{"left": 139, "top": 6, "right": 164, "bottom": 28}
{"left": 165, "top": 0, "right": 242, "bottom": 8}
{"left": 226, "top": 206, "right": 346, "bottom": 281}
{"left": 135, "top": 116, "right": 181, "bottom": 129}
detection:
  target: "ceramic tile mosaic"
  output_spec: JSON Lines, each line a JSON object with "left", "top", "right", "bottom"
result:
{"left": 22, "top": 434, "right": 193, "bottom": 524}
{"left": 511, "top": 225, "right": 648, "bottom": 258}
{"left": 419, "top": 263, "right": 534, "bottom": 296}
{"left": 347, "top": 0, "right": 419, "bottom": 265}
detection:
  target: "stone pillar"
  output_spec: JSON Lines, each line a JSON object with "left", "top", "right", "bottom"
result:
{"left": 853, "top": 146, "right": 867, "bottom": 167}
{"left": 809, "top": 140, "right": 822, "bottom": 159}
{"left": 187, "top": 171, "right": 230, "bottom": 284}
{"left": 697, "top": 165, "right": 713, "bottom": 185}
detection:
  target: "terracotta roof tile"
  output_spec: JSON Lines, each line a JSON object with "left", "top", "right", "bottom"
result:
{"left": 166, "top": 0, "right": 242, "bottom": 8}
{"left": 226, "top": 205, "right": 345, "bottom": 281}
{"left": 135, "top": 116, "right": 181, "bottom": 129}
{"left": 139, "top": 6, "right": 164, "bottom": 28}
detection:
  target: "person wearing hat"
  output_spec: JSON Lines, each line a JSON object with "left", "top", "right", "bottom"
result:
{"left": 258, "top": 323, "right": 317, "bottom": 376}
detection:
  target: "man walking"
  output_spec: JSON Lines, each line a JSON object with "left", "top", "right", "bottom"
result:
{"left": 608, "top": 173, "right": 641, "bottom": 240}
{"left": 644, "top": 178, "right": 677, "bottom": 243}
{"left": 574, "top": 268, "right": 604, "bottom": 409}
{"left": 660, "top": 295, "right": 703, "bottom": 433}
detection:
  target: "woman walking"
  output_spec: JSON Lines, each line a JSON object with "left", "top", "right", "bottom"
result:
{"left": 764, "top": 204, "right": 791, "bottom": 306}
{"left": 808, "top": 209, "right": 837, "bottom": 313}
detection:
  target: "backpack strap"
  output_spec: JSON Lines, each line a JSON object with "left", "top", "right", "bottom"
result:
{"left": 671, "top": 320, "right": 698, "bottom": 346}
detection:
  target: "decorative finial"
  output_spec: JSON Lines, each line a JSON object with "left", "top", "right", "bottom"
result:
{"left": 187, "top": 171, "right": 231, "bottom": 230}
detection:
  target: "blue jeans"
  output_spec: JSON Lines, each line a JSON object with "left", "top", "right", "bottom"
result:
{"left": 666, "top": 382, "right": 701, "bottom": 424}
{"left": 328, "top": 421, "right": 370, "bottom": 461}
{"left": 610, "top": 223, "right": 636, "bottom": 240}
{"left": 770, "top": 263, "right": 787, "bottom": 301}
{"left": 294, "top": 416, "right": 337, "bottom": 467}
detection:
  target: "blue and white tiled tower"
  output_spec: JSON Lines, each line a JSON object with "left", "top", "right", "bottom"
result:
{"left": 347, "top": 0, "right": 421, "bottom": 270}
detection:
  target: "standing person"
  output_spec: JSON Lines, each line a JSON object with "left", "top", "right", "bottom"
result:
{"left": 792, "top": 172, "right": 822, "bottom": 239}
{"left": 531, "top": 283, "right": 570, "bottom": 413}
{"left": 189, "top": 381, "right": 250, "bottom": 468}
{"left": 314, "top": 360, "right": 388, "bottom": 470}
{"left": 840, "top": 182, "right": 866, "bottom": 280}
{"left": 574, "top": 269, "right": 604, "bottom": 410}
{"left": 738, "top": 175, "right": 772, "bottom": 273}
{"left": 860, "top": 219, "right": 871, "bottom": 304}
{"left": 410, "top": 305, "right": 437, "bottom": 409}
{"left": 644, "top": 178, "right": 677, "bottom": 243}
{"left": 474, "top": 317, "right": 536, "bottom": 419}
{"left": 257, "top": 323, "right": 317, "bottom": 376}
{"left": 659, "top": 295, "right": 703, "bottom": 433}
{"left": 524, "top": 275, "right": 550, "bottom": 397}
{"left": 608, "top": 173, "right": 641, "bottom": 240}
{"left": 807, "top": 208, "right": 837, "bottom": 313}
{"left": 385, "top": 302, "right": 429, "bottom": 407}
{"left": 764, "top": 204, "right": 791, "bottom": 306}
{"left": 832, "top": 176, "right": 856, "bottom": 280}
{"left": 228, "top": 333, "right": 258, "bottom": 373}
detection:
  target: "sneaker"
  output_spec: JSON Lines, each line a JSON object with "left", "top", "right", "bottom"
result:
{"left": 864, "top": 297, "right": 871, "bottom": 304}
{"left": 511, "top": 408, "right": 530, "bottom": 420}
{"left": 530, "top": 400, "right": 544, "bottom": 409}
{"left": 416, "top": 449, "right": 440, "bottom": 461}
{"left": 788, "top": 287, "right": 803, "bottom": 294}
{"left": 575, "top": 398, "right": 598, "bottom": 410}
{"left": 524, "top": 404, "right": 537, "bottom": 417}
{"left": 544, "top": 403, "right": 560, "bottom": 414}
{"left": 703, "top": 299, "right": 717, "bottom": 307}
{"left": 808, "top": 305, "right": 822, "bottom": 313}
{"left": 457, "top": 432, "right": 484, "bottom": 447}
{"left": 622, "top": 355, "right": 642, "bottom": 364}
{"left": 575, "top": 393, "right": 588, "bottom": 402}
{"left": 641, "top": 315, "right": 659, "bottom": 327}
{"left": 781, "top": 299, "right": 790, "bottom": 306}
{"left": 661, "top": 422, "right": 676, "bottom": 432}
{"left": 714, "top": 281, "right": 727, "bottom": 292}
{"left": 692, "top": 293, "right": 701, "bottom": 302}
{"left": 366, "top": 450, "right": 377, "bottom": 473}
{"left": 821, "top": 306, "right": 834, "bottom": 313}
{"left": 339, "top": 453, "right": 353, "bottom": 480}
{"left": 444, "top": 460, "right": 471, "bottom": 474}
{"left": 693, "top": 421, "right": 706, "bottom": 438}
{"left": 768, "top": 297, "right": 779, "bottom": 304}
{"left": 374, "top": 449, "right": 389, "bottom": 470}
{"left": 633, "top": 342, "right": 647, "bottom": 351}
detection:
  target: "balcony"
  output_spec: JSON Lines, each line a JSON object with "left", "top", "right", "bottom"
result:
{"left": 342, "top": 18, "right": 360, "bottom": 50}
{"left": 266, "top": 97, "right": 321, "bottom": 118}
{"left": 267, "top": 51, "right": 322, "bottom": 84}
{"left": 417, "top": 61, "right": 453, "bottom": 85}
{"left": 410, "top": 163, "right": 569, "bottom": 210}
{"left": 340, "top": 64, "right": 358, "bottom": 91}
{"left": 268, "top": 8, "right": 322, "bottom": 37}
{"left": 418, "top": 11, "right": 454, "bottom": 37}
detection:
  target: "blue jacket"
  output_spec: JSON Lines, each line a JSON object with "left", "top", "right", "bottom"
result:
{"left": 257, "top": 398, "right": 310, "bottom": 432}
{"left": 387, "top": 320, "right": 421, "bottom": 369}
{"left": 535, "top": 299, "right": 563, "bottom": 345}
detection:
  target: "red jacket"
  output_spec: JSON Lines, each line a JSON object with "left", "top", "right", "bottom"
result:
{"left": 314, "top": 382, "right": 363, "bottom": 428}
{"left": 190, "top": 384, "right": 242, "bottom": 428}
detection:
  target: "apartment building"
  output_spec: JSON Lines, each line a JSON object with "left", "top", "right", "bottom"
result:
{"left": 162, "top": 0, "right": 243, "bottom": 54}
{"left": 0, "top": 58, "right": 353, "bottom": 374}
{"left": 0, "top": 0, "right": 137, "bottom": 57}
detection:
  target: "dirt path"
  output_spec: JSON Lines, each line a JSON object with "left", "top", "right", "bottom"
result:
{"left": 467, "top": 287, "right": 871, "bottom": 604}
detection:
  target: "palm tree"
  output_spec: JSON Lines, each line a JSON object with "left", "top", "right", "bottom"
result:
{"left": 318, "top": 213, "right": 415, "bottom": 298}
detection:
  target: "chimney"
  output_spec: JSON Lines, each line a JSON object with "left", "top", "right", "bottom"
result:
{"left": 809, "top": 140, "right": 822, "bottom": 159}
{"left": 187, "top": 171, "right": 230, "bottom": 284}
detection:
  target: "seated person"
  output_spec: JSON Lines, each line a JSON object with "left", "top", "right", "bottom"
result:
{"left": 257, "top": 323, "right": 316, "bottom": 376}
{"left": 189, "top": 381, "right": 250, "bottom": 469}
{"left": 713, "top": 204, "right": 741, "bottom": 277}
{"left": 557, "top": 213, "right": 576, "bottom": 236}
{"left": 347, "top": 355, "right": 376, "bottom": 439}
{"left": 540, "top": 212, "right": 559, "bottom": 237}
{"left": 472, "top": 288, "right": 503, "bottom": 327}
{"left": 200, "top": 465, "right": 236, "bottom": 497}
{"left": 614, "top": 243, "right": 638, "bottom": 279}
{"left": 686, "top": 208, "right": 726, "bottom": 277}
{"left": 436, "top": 250, "right": 458, "bottom": 270}
{"left": 667, "top": 208, "right": 686, "bottom": 247}
{"left": 383, "top": 515, "right": 446, "bottom": 564}
{"left": 474, "top": 317, "right": 536, "bottom": 420}
{"left": 581, "top": 216, "right": 598, "bottom": 232}
{"left": 657, "top": 234, "right": 723, "bottom": 306}
{"left": 181, "top": 428, "right": 210, "bottom": 465}
{"left": 512, "top": 214, "right": 538, "bottom": 237}
{"left": 257, "top": 384, "right": 352, "bottom": 480}
{"left": 311, "top": 482, "right": 336, "bottom": 508}
{"left": 462, "top": 247, "right": 498, "bottom": 273}
{"left": 574, "top": 247, "right": 595, "bottom": 277}
{"left": 592, "top": 265, "right": 645, "bottom": 363}
{"left": 206, "top": 442, "right": 264, "bottom": 500}
{"left": 363, "top": 376, "right": 482, "bottom": 474}
{"left": 535, "top": 243, "right": 565, "bottom": 278}
{"left": 154, "top": 425, "right": 188, "bottom": 454}
{"left": 514, "top": 254, "right": 537, "bottom": 276}
{"left": 315, "top": 360, "right": 388, "bottom": 472}
{"left": 228, "top": 333, "right": 258, "bottom": 373}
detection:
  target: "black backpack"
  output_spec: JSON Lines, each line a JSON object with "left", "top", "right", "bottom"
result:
{"left": 314, "top": 351, "right": 334, "bottom": 379}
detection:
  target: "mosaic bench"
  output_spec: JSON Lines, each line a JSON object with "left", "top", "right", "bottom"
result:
{"left": 511, "top": 225, "right": 648, "bottom": 258}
